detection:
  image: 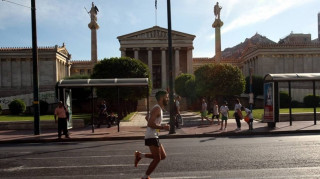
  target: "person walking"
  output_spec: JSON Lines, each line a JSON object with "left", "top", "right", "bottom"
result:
{"left": 54, "top": 101, "right": 70, "bottom": 139}
{"left": 174, "top": 96, "right": 183, "bottom": 128}
{"left": 219, "top": 101, "right": 229, "bottom": 131}
{"left": 211, "top": 100, "right": 220, "bottom": 125}
{"left": 234, "top": 98, "right": 243, "bottom": 131}
{"left": 134, "top": 90, "right": 170, "bottom": 179}
{"left": 201, "top": 98, "right": 212, "bottom": 125}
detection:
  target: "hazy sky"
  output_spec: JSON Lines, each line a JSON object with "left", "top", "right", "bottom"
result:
{"left": 0, "top": 0, "right": 319, "bottom": 60}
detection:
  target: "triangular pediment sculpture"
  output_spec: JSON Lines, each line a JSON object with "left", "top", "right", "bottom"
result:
{"left": 118, "top": 26, "right": 195, "bottom": 40}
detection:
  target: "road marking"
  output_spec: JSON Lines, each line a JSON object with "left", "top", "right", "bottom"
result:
{"left": 23, "top": 153, "right": 185, "bottom": 160}
{"left": 149, "top": 177, "right": 212, "bottom": 179}
{"left": 1, "top": 164, "right": 149, "bottom": 172}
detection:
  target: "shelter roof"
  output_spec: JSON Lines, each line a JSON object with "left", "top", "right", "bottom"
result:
{"left": 264, "top": 73, "right": 320, "bottom": 82}
{"left": 57, "top": 78, "right": 149, "bottom": 88}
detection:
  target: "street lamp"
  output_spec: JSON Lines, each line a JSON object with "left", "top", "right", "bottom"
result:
{"left": 167, "top": 0, "right": 175, "bottom": 134}
{"left": 31, "top": 0, "right": 40, "bottom": 135}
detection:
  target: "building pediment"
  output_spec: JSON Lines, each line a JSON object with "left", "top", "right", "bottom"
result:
{"left": 118, "top": 26, "right": 195, "bottom": 41}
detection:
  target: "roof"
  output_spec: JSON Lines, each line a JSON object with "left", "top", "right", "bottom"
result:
{"left": 57, "top": 78, "right": 149, "bottom": 88}
{"left": 117, "top": 26, "right": 195, "bottom": 40}
{"left": 264, "top": 73, "right": 320, "bottom": 82}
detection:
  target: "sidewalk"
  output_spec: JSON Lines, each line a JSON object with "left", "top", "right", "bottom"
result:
{"left": 0, "top": 111, "right": 319, "bottom": 144}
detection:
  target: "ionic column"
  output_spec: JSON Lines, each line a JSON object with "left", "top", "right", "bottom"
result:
{"left": 187, "top": 47, "right": 194, "bottom": 74}
{"left": 174, "top": 47, "right": 180, "bottom": 78}
{"left": 133, "top": 48, "right": 140, "bottom": 59}
{"left": 120, "top": 47, "right": 126, "bottom": 57}
{"left": 147, "top": 47, "right": 153, "bottom": 81}
{"left": 161, "top": 47, "right": 167, "bottom": 89}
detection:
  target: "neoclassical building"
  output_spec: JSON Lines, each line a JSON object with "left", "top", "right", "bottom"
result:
{"left": 0, "top": 44, "right": 71, "bottom": 97}
{"left": 117, "top": 26, "right": 195, "bottom": 89}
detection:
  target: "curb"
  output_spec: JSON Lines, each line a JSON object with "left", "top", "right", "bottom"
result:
{"left": 0, "top": 129, "right": 319, "bottom": 144}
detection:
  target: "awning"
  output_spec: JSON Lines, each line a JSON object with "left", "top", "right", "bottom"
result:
{"left": 57, "top": 78, "right": 149, "bottom": 88}
{"left": 264, "top": 73, "right": 320, "bottom": 82}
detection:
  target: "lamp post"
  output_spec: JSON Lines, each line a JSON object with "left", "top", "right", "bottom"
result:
{"left": 167, "top": 0, "right": 175, "bottom": 134}
{"left": 31, "top": 0, "right": 40, "bottom": 135}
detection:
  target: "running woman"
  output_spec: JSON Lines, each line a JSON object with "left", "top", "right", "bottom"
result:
{"left": 134, "top": 90, "right": 170, "bottom": 179}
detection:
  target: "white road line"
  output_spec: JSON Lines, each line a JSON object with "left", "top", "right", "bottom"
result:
{"left": 1, "top": 164, "right": 149, "bottom": 172}
{"left": 22, "top": 153, "right": 185, "bottom": 160}
{"left": 149, "top": 177, "right": 212, "bottom": 179}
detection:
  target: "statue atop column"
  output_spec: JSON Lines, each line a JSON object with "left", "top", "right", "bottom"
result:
{"left": 89, "top": 2, "right": 99, "bottom": 22}
{"left": 87, "top": 2, "right": 99, "bottom": 63}
{"left": 212, "top": 2, "right": 223, "bottom": 63}
{"left": 88, "top": 2, "right": 99, "bottom": 29}
{"left": 214, "top": 2, "right": 222, "bottom": 20}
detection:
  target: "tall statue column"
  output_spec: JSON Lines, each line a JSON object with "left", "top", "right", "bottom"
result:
{"left": 88, "top": 2, "right": 99, "bottom": 63}
{"left": 212, "top": 2, "right": 223, "bottom": 63}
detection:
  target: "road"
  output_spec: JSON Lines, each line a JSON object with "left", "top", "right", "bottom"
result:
{"left": 1, "top": 134, "right": 320, "bottom": 179}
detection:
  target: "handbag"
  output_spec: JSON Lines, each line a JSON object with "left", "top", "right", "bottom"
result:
{"left": 244, "top": 116, "right": 250, "bottom": 123}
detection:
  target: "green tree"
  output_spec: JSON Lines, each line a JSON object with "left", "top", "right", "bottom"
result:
{"left": 64, "top": 75, "right": 91, "bottom": 100}
{"left": 175, "top": 73, "right": 197, "bottom": 107}
{"left": 194, "top": 63, "right": 245, "bottom": 98}
{"left": 280, "top": 91, "right": 291, "bottom": 108}
{"left": 303, "top": 94, "right": 320, "bottom": 108}
{"left": 245, "top": 75, "right": 264, "bottom": 97}
{"left": 91, "top": 57, "right": 151, "bottom": 119}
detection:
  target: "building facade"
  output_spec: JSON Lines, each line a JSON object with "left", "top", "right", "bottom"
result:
{"left": 0, "top": 44, "right": 71, "bottom": 97}
{"left": 118, "top": 26, "right": 195, "bottom": 89}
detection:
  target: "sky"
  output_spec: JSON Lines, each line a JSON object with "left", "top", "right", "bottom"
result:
{"left": 0, "top": 0, "right": 319, "bottom": 60}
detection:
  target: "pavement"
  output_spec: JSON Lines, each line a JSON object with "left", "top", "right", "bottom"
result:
{"left": 0, "top": 111, "right": 320, "bottom": 144}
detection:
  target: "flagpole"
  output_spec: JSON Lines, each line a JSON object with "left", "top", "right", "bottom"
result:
{"left": 155, "top": 0, "right": 157, "bottom": 26}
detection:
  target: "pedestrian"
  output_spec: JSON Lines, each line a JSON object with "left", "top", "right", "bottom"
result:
{"left": 219, "top": 101, "right": 229, "bottom": 131}
{"left": 234, "top": 98, "right": 243, "bottom": 131}
{"left": 174, "top": 96, "right": 183, "bottom": 128}
{"left": 97, "top": 100, "right": 107, "bottom": 128}
{"left": 201, "top": 98, "right": 212, "bottom": 125}
{"left": 134, "top": 90, "right": 170, "bottom": 179}
{"left": 244, "top": 106, "right": 254, "bottom": 131}
{"left": 54, "top": 101, "right": 70, "bottom": 139}
{"left": 211, "top": 100, "right": 220, "bottom": 125}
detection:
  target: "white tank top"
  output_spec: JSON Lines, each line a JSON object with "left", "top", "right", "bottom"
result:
{"left": 145, "top": 104, "right": 163, "bottom": 139}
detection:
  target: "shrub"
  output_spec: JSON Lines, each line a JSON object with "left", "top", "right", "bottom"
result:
{"left": 303, "top": 95, "right": 320, "bottom": 108}
{"left": 0, "top": 104, "right": 2, "bottom": 114}
{"left": 279, "top": 91, "right": 291, "bottom": 108}
{"left": 9, "top": 99, "right": 26, "bottom": 115}
{"left": 40, "top": 100, "right": 49, "bottom": 115}
{"left": 291, "top": 100, "right": 304, "bottom": 108}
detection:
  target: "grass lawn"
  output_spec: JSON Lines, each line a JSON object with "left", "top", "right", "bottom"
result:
{"left": 121, "top": 112, "right": 137, "bottom": 122}
{"left": 0, "top": 115, "right": 54, "bottom": 122}
{"left": 194, "top": 107, "right": 320, "bottom": 120}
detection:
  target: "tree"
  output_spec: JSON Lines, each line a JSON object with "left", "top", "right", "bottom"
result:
{"left": 194, "top": 63, "right": 245, "bottom": 98}
{"left": 175, "top": 73, "right": 197, "bottom": 107}
{"left": 304, "top": 94, "right": 320, "bottom": 108}
{"left": 91, "top": 57, "right": 151, "bottom": 119}
{"left": 64, "top": 75, "right": 91, "bottom": 100}
{"left": 280, "top": 91, "right": 291, "bottom": 108}
{"left": 245, "top": 75, "right": 264, "bottom": 97}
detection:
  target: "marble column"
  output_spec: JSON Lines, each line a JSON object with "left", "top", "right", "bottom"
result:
{"left": 161, "top": 47, "right": 167, "bottom": 89}
{"left": 133, "top": 48, "right": 140, "bottom": 59}
{"left": 120, "top": 47, "right": 126, "bottom": 57}
{"left": 174, "top": 47, "right": 180, "bottom": 78}
{"left": 147, "top": 47, "right": 153, "bottom": 81}
{"left": 187, "top": 47, "right": 194, "bottom": 74}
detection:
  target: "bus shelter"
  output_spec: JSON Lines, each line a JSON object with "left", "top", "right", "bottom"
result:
{"left": 57, "top": 78, "right": 150, "bottom": 133}
{"left": 264, "top": 73, "right": 320, "bottom": 127}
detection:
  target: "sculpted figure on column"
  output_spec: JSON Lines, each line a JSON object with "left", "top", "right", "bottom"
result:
{"left": 89, "top": 2, "right": 99, "bottom": 22}
{"left": 214, "top": 2, "right": 222, "bottom": 19}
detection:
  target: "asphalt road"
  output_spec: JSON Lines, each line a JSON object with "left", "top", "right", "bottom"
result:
{"left": 1, "top": 134, "right": 320, "bottom": 179}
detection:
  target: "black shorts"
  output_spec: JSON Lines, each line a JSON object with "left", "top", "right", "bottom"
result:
{"left": 212, "top": 115, "right": 219, "bottom": 119}
{"left": 145, "top": 138, "right": 161, "bottom": 147}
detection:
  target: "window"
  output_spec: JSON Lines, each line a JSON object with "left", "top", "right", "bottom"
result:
{"left": 80, "top": 69, "right": 85, "bottom": 75}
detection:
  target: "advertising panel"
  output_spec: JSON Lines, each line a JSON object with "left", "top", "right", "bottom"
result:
{"left": 263, "top": 82, "right": 274, "bottom": 122}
